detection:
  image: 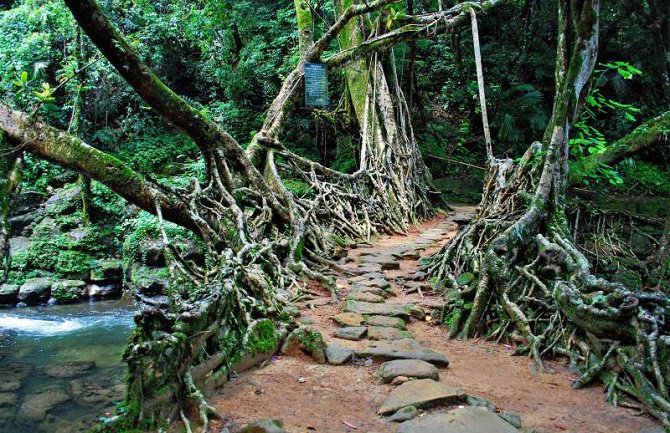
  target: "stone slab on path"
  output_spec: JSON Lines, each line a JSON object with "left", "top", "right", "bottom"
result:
{"left": 325, "top": 343, "right": 353, "bottom": 365}
{"left": 377, "top": 378, "right": 464, "bottom": 415}
{"left": 346, "top": 291, "right": 385, "bottom": 303}
{"left": 348, "top": 273, "right": 385, "bottom": 283}
{"left": 344, "top": 300, "right": 414, "bottom": 318}
{"left": 331, "top": 312, "right": 365, "bottom": 327}
{"left": 334, "top": 327, "right": 367, "bottom": 341}
{"left": 375, "top": 359, "right": 439, "bottom": 384}
{"left": 356, "top": 338, "right": 449, "bottom": 366}
{"left": 352, "top": 278, "right": 391, "bottom": 289}
{"left": 367, "top": 326, "right": 413, "bottom": 341}
{"left": 396, "top": 406, "right": 521, "bottom": 433}
{"left": 364, "top": 315, "right": 406, "bottom": 329}
{"left": 358, "top": 255, "right": 400, "bottom": 270}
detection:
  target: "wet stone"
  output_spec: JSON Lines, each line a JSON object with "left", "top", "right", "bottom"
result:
{"left": 356, "top": 339, "right": 449, "bottom": 367}
{"left": 41, "top": 361, "right": 95, "bottom": 378}
{"left": 70, "top": 379, "right": 125, "bottom": 406}
{"left": 375, "top": 359, "right": 439, "bottom": 384}
{"left": 378, "top": 379, "right": 465, "bottom": 415}
{"left": 346, "top": 291, "right": 385, "bottom": 303}
{"left": 334, "top": 326, "right": 367, "bottom": 341}
{"left": 367, "top": 326, "right": 413, "bottom": 341}
{"left": 325, "top": 343, "right": 354, "bottom": 365}
{"left": 396, "top": 406, "right": 521, "bottom": 433}
{"left": 331, "top": 312, "right": 365, "bottom": 327}
{"left": 18, "top": 385, "right": 71, "bottom": 422}
{"left": 364, "top": 315, "right": 406, "bottom": 329}
{"left": 0, "top": 362, "right": 33, "bottom": 392}
{"left": 0, "top": 392, "right": 18, "bottom": 408}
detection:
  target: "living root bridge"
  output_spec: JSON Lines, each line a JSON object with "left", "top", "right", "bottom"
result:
{"left": 425, "top": 0, "right": 670, "bottom": 428}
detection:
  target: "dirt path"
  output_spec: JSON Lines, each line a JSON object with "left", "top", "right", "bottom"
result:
{"left": 206, "top": 209, "right": 659, "bottom": 433}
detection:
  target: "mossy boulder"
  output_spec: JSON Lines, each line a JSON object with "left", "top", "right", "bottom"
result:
{"left": 51, "top": 280, "right": 87, "bottom": 303}
{"left": 280, "top": 327, "right": 327, "bottom": 364}
{"left": 18, "top": 277, "right": 53, "bottom": 305}
{"left": 128, "top": 263, "right": 169, "bottom": 295}
{"left": 239, "top": 419, "right": 288, "bottom": 433}
{"left": 90, "top": 260, "right": 123, "bottom": 283}
{"left": 44, "top": 184, "right": 81, "bottom": 216}
{"left": 0, "top": 284, "right": 19, "bottom": 304}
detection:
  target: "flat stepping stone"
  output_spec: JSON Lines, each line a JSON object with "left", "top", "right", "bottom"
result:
{"left": 356, "top": 338, "right": 449, "bottom": 366}
{"left": 346, "top": 291, "right": 385, "bottom": 303}
{"left": 352, "top": 286, "right": 389, "bottom": 298}
{"left": 387, "top": 405, "right": 418, "bottom": 422}
{"left": 365, "top": 315, "right": 406, "bottom": 329}
{"left": 377, "top": 378, "right": 464, "bottom": 415}
{"left": 347, "top": 273, "right": 385, "bottom": 283}
{"left": 396, "top": 406, "right": 520, "bottom": 433}
{"left": 367, "top": 326, "right": 413, "bottom": 340}
{"left": 375, "top": 359, "right": 439, "bottom": 384}
{"left": 331, "top": 312, "right": 365, "bottom": 327}
{"left": 344, "top": 300, "right": 414, "bottom": 318}
{"left": 334, "top": 326, "right": 367, "bottom": 341}
{"left": 325, "top": 343, "right": 354, "bottom": 365}
{"left": 358, "top": 255, "right": 400, "bottom": 270}
{"left": 351, "top": 278, "right": 390, "bottom": 289}
{"left": 357, "top": 263, "right": 383, "bottom": 273}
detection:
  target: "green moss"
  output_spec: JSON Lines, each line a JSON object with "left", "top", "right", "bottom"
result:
{"left": 247, "top": 319, "right": 278, "bottom": 356}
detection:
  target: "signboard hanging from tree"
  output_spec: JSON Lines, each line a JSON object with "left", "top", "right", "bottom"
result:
{"left": 304, "top": 63, "right": 330, "bottom": 107}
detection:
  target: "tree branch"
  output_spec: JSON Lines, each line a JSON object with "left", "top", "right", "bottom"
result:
{"left": 0, "top": 102, "right": 200, "bottom": 235}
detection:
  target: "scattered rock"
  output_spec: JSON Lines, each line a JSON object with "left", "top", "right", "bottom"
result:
{"left": 42, "top": 361, "right": 95, "bottom": 378}
{"left": 378, "top": 378, "right": 465, "bottom": 415}
{"left": 70, "top": 379, "right": 125, "bottom": 406}
{"left": 238, "top": 419, "right": 288, "bottom": 433}
{"left": 391, "top": 376, "right": 410, "bottom": 386}
{"left": 17, "top": 385, "right": 71, "bottom": 422}
{"left": 387, "top": 405, "right": 419, "bottom": 423}
{"left": 357, "top": 263, "right": 383, "bottom": 273}
{"left": 331, "top": 312, "right": 365, "bottom": 327}
{"left": 344, "top": 300, "right": 414, "bottom": 318}
{"left": 0, "top": 392, "right": 18, "bottom": 408}
{"left": 0, "top": 284, "right": 20, "bottom": 304}
{"left": 396, "top": 406, "right": 520, "bottom": 433}
{"left": 18, "top": 277, "right": 52, "bottom": 305}
{"left": 348, "top": 272, "right": 385, "bottom": 283}
{"left": 325, "top": 343, "right": 353, "bottom": 365}
{"left": 334, "top": 326, "right": 367, "bottom": 341}
{"left": 87, "top": 283, "right": 122, "bottom": 298}
{"left": 0, "top": 363, "right": 33, "bottom": 392}
{"left": 352, "top": 278, "right": 391, "bottom": 289}
{"left": 498, "top": 412, "right": 523, "bottom": 429}
{"left": 466, "top": 395, "right": 497, "bottom": 412}
{"left": 346, "top": 291, "right": 385, "bottom": 303}
{"left": 375, "top": 359, "right": 439, "bottom": 384}
{"left": 364, "top": 315, "right": 406, "bottom": 329}
{"left": 635, "top": 427, "right": 666, "bottom": 433}
{"left": 281, "top": 327, "right": 327, "bottom": 364}
{"left": 356, "top": 339, "right": 449, "bottom": 366}
{"left": 367, "top": 326, "right": 413, "bottom": 341}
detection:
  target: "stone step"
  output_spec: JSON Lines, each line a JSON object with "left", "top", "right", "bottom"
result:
{"left": 367, "top": 326, "right": 413, "bottom": 341}
{"left": 345, "top": 291, "right": 385, "bottom": 303}
{"left": 364, "top": 315, "right": 406, "bottom": 329}
{"left": 356, "top": 338, "right": 449, "bottom": 367}
{"left": 396, "top": 406, "right": 521, "bottom": 433}
{"left": 375, "top": 359, "right": 439, "bottom": 384}
{"left": 334, "top": 326, "right": 367, "bottom": 341}
{"left": 377, "top": 378, "right": 464, "bottom": 415}
{"left": 343, "top": 300, "right": 415, "bottom": 318}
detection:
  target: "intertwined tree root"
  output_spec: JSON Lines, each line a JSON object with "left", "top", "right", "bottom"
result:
{"left": 424, "top": 143, "right": 670, "bottom": 429}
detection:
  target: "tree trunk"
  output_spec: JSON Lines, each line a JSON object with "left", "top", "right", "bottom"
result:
{"left": 0, "top": 132, "right": 21, "bottom": 283}
{"left": 425, "top": 1, "right": 670, "bottom": 428}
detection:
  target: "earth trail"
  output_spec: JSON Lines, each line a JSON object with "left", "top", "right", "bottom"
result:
{"left": 204, "top": 208, "right": 660, "bottom": 433}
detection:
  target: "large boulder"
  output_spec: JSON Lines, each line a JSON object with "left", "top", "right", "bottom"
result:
{"left": 87, "top": 283, "right": 122, "bottom": 299}
{"left": 280, "top": 327, "right": 327, "bottom": 364}
{"left": 51, "top": 280, "right": 87, "bottom": 303}
{"left": 18, "top": 277, "right": 52, "bottom": 305}
{"left": 0, "top": 284, "right": 20, "bottom": 305}
{"left": 89, "top": 260, "right": 123, "bottom": 283}
{"left": 128, "top": 263, "right": 169, "bottom": 296}
{"left": 44, "top": 185, "right": 81, "bottom": 216}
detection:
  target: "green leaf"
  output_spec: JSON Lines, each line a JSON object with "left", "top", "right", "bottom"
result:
{"left": 456, "top": 272, "right": 475, "bottom": 286}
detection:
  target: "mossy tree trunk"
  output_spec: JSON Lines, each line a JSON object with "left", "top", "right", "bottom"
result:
{"left": 0, "top": 131, "right": 21, "bottom": 283}
{"left": 425, "top": 1, "right": 670, "bottom": 428}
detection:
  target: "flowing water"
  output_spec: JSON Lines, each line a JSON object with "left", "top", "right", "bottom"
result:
{"left": 0, "top": 299, "right": 135, "bottom": 433}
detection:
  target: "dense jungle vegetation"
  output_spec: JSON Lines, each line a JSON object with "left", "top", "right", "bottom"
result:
{"left": 0, "top": 0, "right": 668, "bottom": 431}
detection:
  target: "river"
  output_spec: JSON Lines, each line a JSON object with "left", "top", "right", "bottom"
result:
{"left": 0, "top": 299, "right": 135, "bottom": 433}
